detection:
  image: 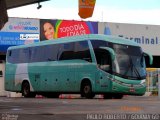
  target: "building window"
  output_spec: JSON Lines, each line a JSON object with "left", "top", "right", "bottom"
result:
{"left": 0, "top": 71, "right": 3, "bottom": 77}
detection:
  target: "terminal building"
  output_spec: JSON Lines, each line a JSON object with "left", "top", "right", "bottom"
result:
{"left": 0, "top": 17, "right": 160, "bottom": 96}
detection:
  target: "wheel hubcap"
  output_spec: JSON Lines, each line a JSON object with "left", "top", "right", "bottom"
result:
{"left": 84, "top": 86, "right": 90, "bottom": 93}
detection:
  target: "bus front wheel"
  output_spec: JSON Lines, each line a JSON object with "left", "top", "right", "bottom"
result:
{"left": 22, "top": 81, "right": 36, "bottom": 98}
{"left": 81, "top": 81, "right": 95, "bottom": 99}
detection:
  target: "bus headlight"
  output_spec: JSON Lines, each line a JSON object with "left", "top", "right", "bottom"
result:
{"left": 140, "top": 80, "right": 146, "bottom": 86}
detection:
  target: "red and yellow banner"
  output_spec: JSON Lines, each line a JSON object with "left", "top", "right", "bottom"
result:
{"left": 55, "top": 20, "right": 91, "bottom": 38}
{"left": 78, "top": 0, "right": 96, "bottom": 19}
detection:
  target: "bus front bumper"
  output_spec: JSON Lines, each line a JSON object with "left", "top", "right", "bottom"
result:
{"left": 111, "top": 80, "right": 146, "bottom": 96}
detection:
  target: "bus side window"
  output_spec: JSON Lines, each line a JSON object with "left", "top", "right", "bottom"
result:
{"left": 95, "top": 48, "right": 111, "bottom": 72}
{"left": 7, "top": 49, "right": 19, "bottom": 63}
{"left": 74, "top": 41, "right": 92, "bottom": 62}
{"left": 58, "top": 42, "right": 74, "bottom": 60}
{"left": 44, "top": 44, "right": 59, "bottom": 61}
{"left": 30, "top": 46, "right": 46, "bottom": 62}
{"left": 19, "top": 48, "right": 29, "bottom": 63}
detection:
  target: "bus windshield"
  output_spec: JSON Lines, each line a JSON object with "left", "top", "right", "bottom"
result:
{"left": 112, "top": 44, "right": 146, "bottom": 80}
{"left": 91, "top": 40, "right": 146, "bottom": 80}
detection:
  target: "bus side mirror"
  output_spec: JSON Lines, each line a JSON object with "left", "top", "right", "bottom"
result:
{"left": 99, "top": 47, "right": 115, "bottom": 61}
{"left": 143, "top": 52, "right": 153, "bottom": 65}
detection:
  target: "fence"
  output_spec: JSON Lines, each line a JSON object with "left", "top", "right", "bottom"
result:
{"left": 146, "top": 68, "right": 159, "bottom": 95}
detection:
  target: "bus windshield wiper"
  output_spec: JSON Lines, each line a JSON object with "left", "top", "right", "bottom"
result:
{"left": 129, "top": 56, "right": 142, "bottom": 80}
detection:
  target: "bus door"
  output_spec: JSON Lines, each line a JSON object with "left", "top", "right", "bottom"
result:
{"left": 95, "top": 48, "right": 112, "bottom": 92}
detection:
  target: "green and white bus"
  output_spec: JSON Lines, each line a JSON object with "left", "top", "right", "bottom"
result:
{"left": 5, "top": 34, "right": 153, "bottom": 99}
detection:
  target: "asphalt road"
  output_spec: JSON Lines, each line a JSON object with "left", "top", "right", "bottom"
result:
{"left": 0, "top": 95, "right": 160, "bottom": 120}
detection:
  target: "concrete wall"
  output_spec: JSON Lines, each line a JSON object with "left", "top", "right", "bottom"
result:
{"left": 0, "top": 62, "right": 5, "bottom": 96}
{"left": 0, "top": 62, "right": 22, "bottom": 97}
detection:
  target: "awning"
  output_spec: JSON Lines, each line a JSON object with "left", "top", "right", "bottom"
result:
{"left": 6, "top": 0, "right": 49, "bottom": 9}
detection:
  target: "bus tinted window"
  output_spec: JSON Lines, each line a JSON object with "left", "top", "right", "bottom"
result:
{"left": 59, "top": 42, "right": 74, "bottom": 60}
{"left": 8, "top": 41, "right": 92, "bottom": 63}
{"left": 8, "top": 48, "right": 29, "bottom": 63}
{"left": 59, "top": 41, "right": 92, "bottom": 62}
{"left": 30, "top": 46, "right": 45, "bottom": 62}
{"left": 19, "top": 48, "right": 30, "bottom": 63}
{"left": 30, "top": 44, "right": 60, "bottom": 62}
{"left": 91, "top": 40, "right": 109, "bottom": 48}
{"left": 74, "top": 41, "right": 92, "bottom": 62}
{"left": 7, "top": 50, "right": 18, "bottom": 63}
{"left": 91, "top": 40, "right": 110, "bottom": 61}
{"left": 44, "top": 44, "right": 59, "bottom": 61}
{"left": 91, "top": 40, "right": 112, "bottom": 71}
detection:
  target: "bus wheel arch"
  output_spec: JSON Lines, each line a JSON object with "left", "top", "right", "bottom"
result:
{"left": 80, "top": 79, "right": 95, "bottom": 99}
{"left": 21, "top": 80, "right": 36, "bottom": 98}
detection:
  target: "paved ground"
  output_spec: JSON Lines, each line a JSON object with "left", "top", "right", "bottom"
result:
{"left": 0, "top": 95, "right": 160, "bottom": 120}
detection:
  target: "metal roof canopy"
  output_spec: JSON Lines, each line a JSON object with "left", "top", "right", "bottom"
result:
{"left": 5, "top": 0, "right": 49, "bottom": 9}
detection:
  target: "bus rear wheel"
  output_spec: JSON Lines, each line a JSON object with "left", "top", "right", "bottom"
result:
{"left": 81, "top": 81, "right": 95, "bottom": 99}
{"left": 22, "top": 81, "right": 36, "bottom": 98}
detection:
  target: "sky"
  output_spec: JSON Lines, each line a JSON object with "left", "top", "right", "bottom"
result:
{"left": 7, "top": 0, "right": 160, "bottom": 25}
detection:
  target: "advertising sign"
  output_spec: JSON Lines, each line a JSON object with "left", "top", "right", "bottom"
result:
{"left": 99, "top": 22, "right": 160, "bottom": 56}
{"left": 40, "top": 19, "right": 98, "bottom": 41}
{"left": 0, "top": 18, "right": 39, "bottom": 47}
{"left": 78, "top": 0, "right": 96, "bottom": 19}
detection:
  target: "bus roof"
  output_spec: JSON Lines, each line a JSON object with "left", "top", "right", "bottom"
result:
{"left": 8, "top": 34, "right": 139, "bottom": 50}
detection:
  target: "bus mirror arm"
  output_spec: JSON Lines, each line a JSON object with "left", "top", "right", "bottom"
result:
{"left": 99, "top": 47, "right": 115, "bottom": 61}
{"left": 143, "top": 52, "right": 153, "bottom": 65}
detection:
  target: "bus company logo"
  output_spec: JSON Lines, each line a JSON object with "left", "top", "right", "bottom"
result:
{"left": 20, "top": 34, "right": 39, "bottom": 40}
{"left": 9, "top": 25, "right": 38, "bottom": 31}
